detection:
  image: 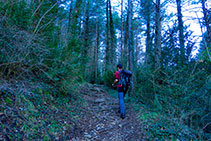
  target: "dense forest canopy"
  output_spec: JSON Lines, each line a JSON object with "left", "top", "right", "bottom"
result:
{"left": 0, "top": 0, "right": 210, "bottom": 140}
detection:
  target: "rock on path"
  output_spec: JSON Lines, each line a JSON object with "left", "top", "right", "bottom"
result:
{"left": 70, "top": 84, "right": 145, "bottom": 141}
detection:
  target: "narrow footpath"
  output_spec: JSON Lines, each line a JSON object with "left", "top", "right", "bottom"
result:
{"left": 70, "top": 84, "right": 145, "bottom": 140}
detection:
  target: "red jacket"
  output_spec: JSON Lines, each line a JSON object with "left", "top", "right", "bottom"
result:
{"left": 115, "top": 71, "right": 122, "bottom": 87}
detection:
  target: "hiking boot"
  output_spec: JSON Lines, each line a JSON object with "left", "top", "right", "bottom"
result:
{"left": 120, "top": 114, "right": 125, "bottom": 119}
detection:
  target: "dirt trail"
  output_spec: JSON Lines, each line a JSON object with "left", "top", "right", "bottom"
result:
{"left": 70, "top": 84, "right": 145, "bottom": 141}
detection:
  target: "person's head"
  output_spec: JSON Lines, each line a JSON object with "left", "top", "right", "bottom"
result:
{"left": 117, "top": 64, "right": 123, "bottom": 71}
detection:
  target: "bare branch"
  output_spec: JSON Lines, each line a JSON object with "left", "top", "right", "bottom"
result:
{"left": 33, "top": 2, "right": 58, "bottom": 35}
{"left": 32, "top": 1, "right": 43, "bottom": 17}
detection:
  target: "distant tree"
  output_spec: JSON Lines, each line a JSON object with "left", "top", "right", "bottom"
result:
{"left": 140, "top": 0, "right": 153, "bottom": 65}
{"left": 176, "top": 0, "right": 186, "bottom": 66}
{"left": 81, "top": 0, "right": 105, "bottom": 83}
{"left": 105, "top": 0, "right": 116, "bottom": 71}
{"left": 67, "top": 0, "right": 73, "bottom": 35}
{"left": 201, "top": 0, "right": 211, "bottom": 61}
{"left": 71, "top": 0, "right": 83, "bottom": 36}
{"left": 123, "top": 11, "right": 129, "bottom": 68}
{"left": 161, "top": 23, "right": 180, "bottom": 67}
{"left": 93, "top": 0, "right": 100, "bottom": 83}
{"left": 127, "top": 0, "right": 136, "bottom": 96}
{"left": 154, "top": 0, "right": 162, "bottom": 69}
{"left": 128, "top": 0, "right": 133, "bottom": 72}
{"left": 105, "top": 0, "right": 110, "bottom": 70}
{"left": 120, "top": 0, "right": 124, "bottom": 64}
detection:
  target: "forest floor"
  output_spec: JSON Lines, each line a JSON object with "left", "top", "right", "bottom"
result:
{"left": 70, "top": 83, "right": 146, "bottom": 140}
{"left": 0, "top": 83, "right": 146, "bottom": 140}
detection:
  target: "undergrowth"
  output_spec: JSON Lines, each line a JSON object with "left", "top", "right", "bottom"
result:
{"left": 106, "top": 63, "right": 210, "bottom": 140}
{"left": 0, "top": 82, "right": 85, "bottom": 140}
{"left": 137, "top": 107, "right": 211, "bottom": 140}
{"left": 134, "top": 63, "right": 211, "bottom": 140}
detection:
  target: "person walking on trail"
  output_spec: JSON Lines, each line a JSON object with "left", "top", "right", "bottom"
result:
{"left": 113, "top": 64, "right": 126, "bottom": 119}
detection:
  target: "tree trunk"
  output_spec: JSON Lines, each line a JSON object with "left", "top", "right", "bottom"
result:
{"left": 105, "top": 0, "right": 116, "bottom": 71}
{"left": 71, "top": 0, "right": 82, "bottom": 36}
{"left": 135, "top": 28, "right": 139, "bottom": 65}
{"left": 123, "top": 14, "right": 129, "bottom": 69}
{"left": 120, "top": 0, "right": 124, "bottom": 64}
{"left": 201, "top": 0, "right": 211, "bottom": 61}
{"left": 145, "top": 16, "right": 151, "bottom": 65}
{"left": 83, "top": 1, "right": 89, "bottom": 77}
{"left": 176, "top": 0, "right": 185, "bottom": 66}
{"left": 201, "top": 0, "right": 211, "bottom": 41}
{"left": 109, "top": 0, "right": 116, "bottom": 69}
{"left": 128, "top": 0, "right": 132, "bottom": 71}
{"left": 141, "top": 0, "right": 153, "bottom": 66}
{"left": 105, "top": 0, "right": 110, "bottom": 71}
{"left": 67, "top": 0, "right": 73, "bottom": 35}
{"left": 154, "top": 0, "right": 161, "bottom": 69}
{"left": 127, "top": 0, "right": 135, "bottom": 97}
{"left": 84, "top": 1, "right": 89, "bottom": 60}
{"left": 94, "top": 1, "right": 100, "bottom": 83}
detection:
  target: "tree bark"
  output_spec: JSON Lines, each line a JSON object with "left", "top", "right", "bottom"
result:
{"left": 120, "top": 0, "right": 124, "bottom": 64}
{"left": 105, "top": 0, "right": 116, "bottom": 71}
{"left": 109, "top": 0, "right": 115, "bottom": 68}
{"left": 142, "top": 0, "right": 153, "bottom": 66}
{"left": 128, "top": 0, "right": 133, "bottom": 71}
{"left": 124, "top": 14, "right": 129, "bottom": 68}
{"left": 201, "top": 0, "right": 211, "bottom": 41}
{"left": 94, "top": 1, "right": 100, "bottom": 83}
{"left": 145, "top": 15, "right": 151, "bottom": 65}
{"left": 176, "top": 0, "right": 185, "bottom": 66}
{"left": 84, "top": 1, "right": 89, "bottom": 59}
{"left": 135, "top": 28, "right": 139, "bottom": 65}
{"left": 71, "top": 0, "right": 82, "bottom": 36}
{"left": 105, "top": 0, "right": 110, "bottom": 71}
{"left": 201, "top": 0, "right": 211, "bottom": 61}
{"left": 154, "top": 0, "right": 161, "bottom": 69}
{"left": 127, "top": 0, "right": 135, "bottom": 97}
{"left": 67, "top": 0, "right": 73, "bottom": 35}
{"left": 83, "top": 0, "right": 90, "bottom": 77}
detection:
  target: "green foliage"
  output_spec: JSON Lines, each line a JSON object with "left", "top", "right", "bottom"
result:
{"left": 0, "top": 0, "right": 210, "bottom": 140}
{"left": 63, "top": 38, "right": 84, "bottom": 62}
{"left": 0, "top": 1, "right": 86, "bottom": 139}
{"left": 113, "top": 11, "right": 121, "bottom": 30}
{"left": 135, "top": 63, "right": 211, "bottom": 139}
{"left": 162, "top": 24, "right": 196, "bottom": 67}
{"left": 103, "top": 70, "right": 115, "bottom": 87}
{"left": 0, "top": 0, "right": 84, "bottom": 93}
{"left": 145, "top": 115, "right": 196, "bottom": 140}
{"left": 0, "top": 92, "right": 79, "bottom": 139}
{"left": 198, "top": 32, "right": 211, "bottom": 61}
{"left": 139, "top": 107, "right": 211, "bottom": 140}
{"left": 0, "top": 1, "right": 32, "bottom": 29}
{"left": 135, "top": 67, "right": 155, "bottom": 105}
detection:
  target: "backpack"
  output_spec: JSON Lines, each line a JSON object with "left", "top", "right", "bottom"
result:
{"left": 119, "top": 69, "right": 132, "bottom": 91}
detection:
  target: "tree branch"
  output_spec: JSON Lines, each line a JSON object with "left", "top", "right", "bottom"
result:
{"left": 33, "top": 2, "right": 58, "bottom": 35}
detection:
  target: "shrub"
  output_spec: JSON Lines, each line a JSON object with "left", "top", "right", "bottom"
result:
{"left": 103, "top": 70, "right": 115, "bottom": 87}
{"left": 135, "top": 62, "right": 211, "bottom": 139}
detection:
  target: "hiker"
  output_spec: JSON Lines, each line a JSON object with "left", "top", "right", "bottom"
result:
{"left": 112, "top": 64, "right": 129, "bottom": 119}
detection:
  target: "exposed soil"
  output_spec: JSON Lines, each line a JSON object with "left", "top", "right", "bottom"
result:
{"left": 70, "top": 84, "right": 145, "bottom": 140}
